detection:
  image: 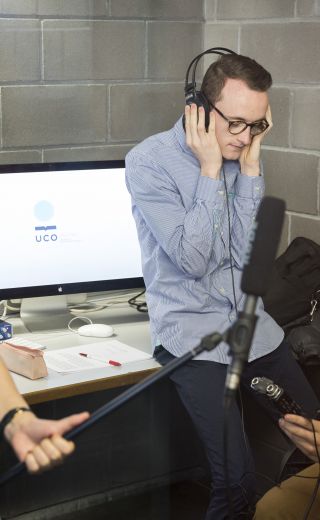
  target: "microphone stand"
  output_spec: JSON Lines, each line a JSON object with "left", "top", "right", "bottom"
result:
{"left": 222, "top": 297, "right": 259, "bottom": 519}
{"left": 0, "top": 330, "right": 225, "bottom": 486}
{"left": 224, "top": 296, "right": 258, "bottom": 408}
{"left": 0, "top": 304, "right": 258, "bottom": 487}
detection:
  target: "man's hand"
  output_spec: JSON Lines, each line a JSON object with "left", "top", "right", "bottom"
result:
{"left": 185, "top": 103, "right": 222, "bottom": 179}
{"left": 4, "top": 410, "right": 90, "bottom": 473}
{"left": 279, "top": 415, "right": 320, "bottom": 462}
{"left": 239, "top": 104, "right": 273, "bottom": 177}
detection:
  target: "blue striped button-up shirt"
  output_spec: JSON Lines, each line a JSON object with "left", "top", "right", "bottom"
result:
{"left": 125, "top": 117, "right": 284, "bottom": 363}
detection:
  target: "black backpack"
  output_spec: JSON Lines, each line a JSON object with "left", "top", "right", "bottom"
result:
{"left": 263, "top": 237, "right": 320, "bottom": 365}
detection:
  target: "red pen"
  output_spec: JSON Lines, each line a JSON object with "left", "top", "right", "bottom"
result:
{"left": 79, "top": 353, "right": 122, "bottom": 366}
{"left": 108, "top": 359, "right": 122, "bottom": 367}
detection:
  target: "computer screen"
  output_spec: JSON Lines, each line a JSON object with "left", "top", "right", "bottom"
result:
{"left": 0, "top": 160, "right": 143, "bottom": 301}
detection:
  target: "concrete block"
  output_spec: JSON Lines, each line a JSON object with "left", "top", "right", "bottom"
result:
{"left": 2, "top": 85, "right": 107, "bottom": 147}
{"left": 217, "top": 0, "right": 294, "bottom": 19}
{"left": 241, "top": 23, "right": 320, "bottom": 84}
{"left": 43, "top": 21, "right": 145, "bottom": 80}
{"left": 110, "top": 83, "right": 184, "bottom": 141}
{"left": 110, "top": 0, "right": 203, "bottom": 19}
{"left": 292, "top": 88, "right": 320, "bottom": 151}
{"left": 290, "top": 215, "right": 320, "bottom": 243}
{"left": 0, "top": 0, "right": 36, "bottom": 14}
{"left": 147, "top": 22, "right": 202, "bottom": 79}
{"left": 0, "top": 20, "right": 40, "bottom": 82}
{"left": 204, "top": 0, "right": 217, "bottom": 20}
{"left": 44, "top": 145, "right": 132, "bottom": 162}
{"left": 203, "top": 24, "right": 239, "bottom": 70}
{"left": 38, "top": 0, "right": 108, "bottom": 16}
{"left": 264, "top": 88, "right": 291, "bottom": 148}
{"left": 0, "top": 151, "right": 41, "bottom": 165}
{"left": 296, "top": 0, "right": 320, "bottom": 17}
{"left": 0, "top": 0, "right": 108, "bottom": 16}
{"left": 262, "top": 149, "right": 318, "bottom": 214}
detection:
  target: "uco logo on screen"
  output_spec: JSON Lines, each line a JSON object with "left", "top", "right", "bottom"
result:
{"left": 34, "top": 200, "right": 58, "bottom": 243}
{"left": 35, "top": 225, "right": 58, "bottom": 242}
{"left": 243, "top": 220, "right": 258, "bottom": 266}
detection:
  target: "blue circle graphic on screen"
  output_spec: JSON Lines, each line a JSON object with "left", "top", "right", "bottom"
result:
{"left": 34, "top": 201, "right": 54, "bottom": 221}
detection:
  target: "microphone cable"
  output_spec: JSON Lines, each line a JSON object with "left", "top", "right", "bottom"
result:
{"left": 221, "top": 164, "right": 241, "bottom": 518}
{"left": 222, "top": 165, "right": 238, "bottom": 315}
{"left": 223, "top": 405, "right": 235, "bottom": 519}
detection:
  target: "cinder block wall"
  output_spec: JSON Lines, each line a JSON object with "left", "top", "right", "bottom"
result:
{"left": 0, "top": 1, "right": 203, "bottom": 164}
{"left": 204, "top": 0, "right": 320, "bottom": 250}
{"left": 1, "top": 1, "right": 319, "bottom": 249}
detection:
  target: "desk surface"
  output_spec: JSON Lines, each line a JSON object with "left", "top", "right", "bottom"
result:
{"left": 9, "top": 302, "right": 159, "bottom": 404}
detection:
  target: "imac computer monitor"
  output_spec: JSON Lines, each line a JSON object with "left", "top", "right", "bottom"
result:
{"left": 0, "top": 160, "right": 144, "bottom": 330}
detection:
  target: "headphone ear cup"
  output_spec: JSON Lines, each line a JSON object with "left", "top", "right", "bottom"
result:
{"left": 194, "top": 91, "right": 211, "bottom": 131}
{"left": 184, "top": 90, "right": 211, "bottom": 132}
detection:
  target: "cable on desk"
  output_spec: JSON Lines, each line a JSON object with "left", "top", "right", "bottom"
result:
{"left": 67, "top": 316, "right": 93, "bottom": 333}
{"left": 128, "top": 289, "right": 148, "bottom": 313}
{"left": 70, "top": 289, "right": 146, "bottom": 313}
{"left": 68, "top": 302, "right": 107, "bottom": 314}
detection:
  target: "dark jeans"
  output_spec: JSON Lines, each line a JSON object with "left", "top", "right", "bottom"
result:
{"left": 154, "top": 340, "right": 320, "bottom": 520}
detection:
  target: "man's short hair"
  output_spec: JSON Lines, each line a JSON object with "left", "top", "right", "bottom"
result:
{"left": 201, "top": 54, "right": 272, "bottom": 105}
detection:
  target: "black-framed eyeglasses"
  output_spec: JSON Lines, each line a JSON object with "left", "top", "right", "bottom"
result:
{"left": 211, "top": 105, "right": 269, "bottom": 136}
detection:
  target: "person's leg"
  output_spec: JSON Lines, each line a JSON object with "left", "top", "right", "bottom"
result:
{"left": 254, "top": 463, "right": 320, "bottom": 520}
{"left": 242, "top": 339, "right": 320, "bottom": 421}
{"left": 155, "top": 347, "right": 256, "bottom": 520}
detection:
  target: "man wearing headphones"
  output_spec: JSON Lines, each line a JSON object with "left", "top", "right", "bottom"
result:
{"left": 0, "top": 358, "right": 89, "bottom": 473}
{"left": 125, "top": 52, "right": 319, "bottom": 519}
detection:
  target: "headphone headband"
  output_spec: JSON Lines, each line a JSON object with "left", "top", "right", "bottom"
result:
{"left": 184, "top": 47, "right": 237, "bottom": 101}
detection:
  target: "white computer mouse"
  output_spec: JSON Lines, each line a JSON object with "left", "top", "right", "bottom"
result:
{"left": 77, "top": 323, "right": 114, "bottom": 338}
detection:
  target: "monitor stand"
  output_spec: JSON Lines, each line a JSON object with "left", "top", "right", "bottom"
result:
{"left": 20, "top": 296, "right": 72, "bottom": 332}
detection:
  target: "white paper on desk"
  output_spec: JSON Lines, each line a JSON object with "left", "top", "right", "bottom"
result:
{"left": 44, "top": 340, "right": 152, "bottom": 373}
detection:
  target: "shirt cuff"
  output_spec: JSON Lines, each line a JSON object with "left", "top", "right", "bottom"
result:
{"left": 234, "top": 174, "right": 264, "bottom": 200}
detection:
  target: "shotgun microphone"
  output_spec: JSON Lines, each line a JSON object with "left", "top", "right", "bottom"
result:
{"left": 240, "top": 196, "right": 286, "bottom": 297}
{"left": 224, "top": 196, "right": 286, "bottom": 404}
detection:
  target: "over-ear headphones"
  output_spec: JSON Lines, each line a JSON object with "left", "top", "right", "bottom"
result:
{"left": 184, "top": 47, "right": 237, "bottom": 131}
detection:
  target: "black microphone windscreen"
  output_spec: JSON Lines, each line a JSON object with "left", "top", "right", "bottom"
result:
{"left": 240, "top": 196, "right": 285, "bottom": 297}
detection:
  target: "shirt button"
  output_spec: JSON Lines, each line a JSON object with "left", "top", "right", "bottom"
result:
{"left": 220, "top": 287, "right": 225, "bottom": 294}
